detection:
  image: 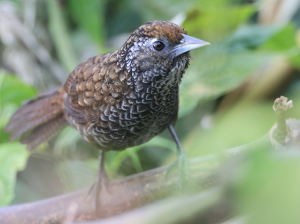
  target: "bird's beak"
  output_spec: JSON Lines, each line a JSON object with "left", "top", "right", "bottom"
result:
{"left": 173, "top": 34, "right": 210, "bottom": 56}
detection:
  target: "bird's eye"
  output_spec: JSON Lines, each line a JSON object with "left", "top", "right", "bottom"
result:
{"left": 153, "top": 41, "right": 165, "bottom": 51}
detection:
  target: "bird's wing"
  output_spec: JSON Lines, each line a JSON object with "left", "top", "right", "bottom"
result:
{"left": 63, "top": 50, "right": 129, "bottom": 125}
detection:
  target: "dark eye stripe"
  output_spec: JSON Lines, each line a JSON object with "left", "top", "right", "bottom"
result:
{"left": 153, "top": 41, "right": 165, "bottom": 51}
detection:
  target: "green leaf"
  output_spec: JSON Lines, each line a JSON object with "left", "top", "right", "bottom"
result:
{"left": 179, "top": 46, "right": 273, "bottom": 117}
{"left": 131, "top": 0, "right": 192, "bottom": 23}
{"left": 263, "top": 24, "right": 297, "bottom": 51}
{"left": 262, "top": 24, "right": 300, "bottom": 69}
{"left": 0, "top": 105, "right": 17, "bottom": 143}
{"left": 226, "top": 25, "right": 280, "bottom": 51}
{"left": 0, "top": 143, "right": 28, "bottom": 206}
{"left": 104, "top": 136, "right": 177, "bottom": 176}
{"left": 236, "top": 151, "right": 300, "bottom": 224}
{"left": 0, "top": 71, "right": 37, "bottom": 143}
{"left": 46, "top": 0, "right": 78, "bottom": 72}
{"left": 0, "top": 72, "right": 37, "bottom": 108}
{"left": 185, "top": 102, "right": 275, "bottom": 157}
{"left": 67, "top": 0, "right": 105, "bottom": 49}
{"left": 176, "top": 3, "right": 274, "bottom": 117}
{"left": 127, "top": 147, "right": 143, "bottom": 173}
{"left": 183, "top": 2, "right": 255, "bottom": 41}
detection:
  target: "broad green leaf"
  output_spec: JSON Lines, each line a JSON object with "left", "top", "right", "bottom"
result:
{"left": 0, "top": 105, "right": 17, "bottom": 143}
{"left": 263, "top": 24, "right": 297, "bottom": 51}
{"left": 183, "top": 2, "right": 254, "bottom": 41}
{"left": 46, "top": 0, "right": 78, "bottom": 72}
{"left": 104, "top": 136, "right": 177, "bottom": 177}
{"left": 236, "top": 151, "right": 300, "bottom": 224}
{"left": 127, "top": 147, "right": 143, "bottom": 173}
{"left": 262, "top": 24, "right": 300, "bottom": 69}
{"left": 185, "top": 101, "right": 275, "bottom": 157}
{"left": 105, "top": 150, "right": 132, "bottom": 177}
{"left": 0, "top": 72, "right": 37, "bottom": 108}
{"left": 179, "top": 46, "right": 273, "bottom": 117}
{"left": 0, "top": 143, "right": 28, "bottom": 206}
{"left": 0, "top": 72, "right": 37, "bottom": 143}
{"left": 227, "top": 25, "right": 280, "bottom": 51}
{"left": 131, "top": 0, "right": 192, "bottom": 23}
{"left": 176, "top": 2, "right": 261, "bottom": 119}
{"left": 67, "top": 0, "right": 105, "bottom": 49}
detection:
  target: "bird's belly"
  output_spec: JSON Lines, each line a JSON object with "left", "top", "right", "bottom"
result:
{"left": 86, "top": 97, "right": 177, "bottom": 151}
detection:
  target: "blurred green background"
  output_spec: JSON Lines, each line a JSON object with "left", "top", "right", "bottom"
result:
{"left": 1, "top": 0, "right": 300, "bottom": 223}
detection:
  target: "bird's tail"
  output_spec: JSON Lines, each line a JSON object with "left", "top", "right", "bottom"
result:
{"left": 5, "top": 87, "right": 67, "bottom": 151}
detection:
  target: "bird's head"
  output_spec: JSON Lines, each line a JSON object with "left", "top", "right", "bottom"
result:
{"left": 117, "top": 20, "right": 209, "bottom": 84}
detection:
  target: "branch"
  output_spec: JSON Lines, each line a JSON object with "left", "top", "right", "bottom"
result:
{"left": 0, "top": 135, "right": 271, "bottom": 224}
{"left": 76, "top": 187, "right": 227, "bottom": 224}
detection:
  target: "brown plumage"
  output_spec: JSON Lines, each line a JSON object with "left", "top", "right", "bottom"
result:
{"left": 6, "top": 21, "right": 193, "bottom": 151}
{"left": 5, "top": 87, "right": 66, "bottom": 150}
{"left": 5, "top": 20, "right": 209, "bottom": 209}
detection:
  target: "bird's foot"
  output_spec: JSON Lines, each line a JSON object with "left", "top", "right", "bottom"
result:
{"left": 165, "top": 150, "right": 190, "bottom": 191}
{"left": 85, "top": 172, "right": 111, "bottom": 214}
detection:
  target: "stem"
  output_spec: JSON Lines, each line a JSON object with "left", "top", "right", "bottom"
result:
{"left": 272, "top": 96, "right": 293, "bottom": 143}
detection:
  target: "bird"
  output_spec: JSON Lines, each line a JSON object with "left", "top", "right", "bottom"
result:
{"left": 5, "top": 20, "right": 210, "bottom": 211}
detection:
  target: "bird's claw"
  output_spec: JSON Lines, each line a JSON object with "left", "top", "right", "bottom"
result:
{"left": 165, "top": 151, "right": 190, "bottom": 191}
{"left": 85, "top": 174, "right": 111, "bottom": 213}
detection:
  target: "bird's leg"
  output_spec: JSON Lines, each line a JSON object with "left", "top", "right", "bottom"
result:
{"left": 86, "top": 150, "right": 110, "bottom": 213}
{"left": 166, "top": 124, "right": 189, "bottom": 190}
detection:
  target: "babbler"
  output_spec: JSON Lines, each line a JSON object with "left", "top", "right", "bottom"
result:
{"left": 5, "top": 20, "right": 210, "bottom": 212}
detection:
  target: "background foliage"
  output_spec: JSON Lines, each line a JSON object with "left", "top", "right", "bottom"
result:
{"left": 1, "top": 0, "right": 300, "bottom": 223}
